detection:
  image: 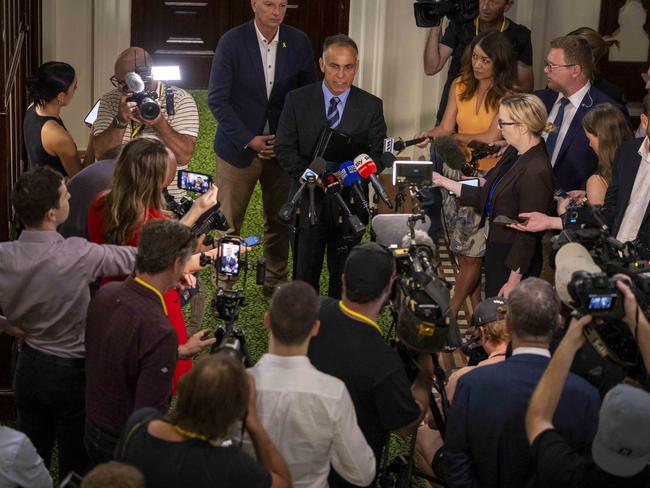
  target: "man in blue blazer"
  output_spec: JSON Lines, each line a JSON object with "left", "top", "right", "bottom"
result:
{"left": 535, "top": 35, "right": 628, "bottom": 192}
{"left": 208, "top": 0, "right": 317, "bottom": 295}
{"left": 443, "top": 278, "right": 600, "bottom": 488}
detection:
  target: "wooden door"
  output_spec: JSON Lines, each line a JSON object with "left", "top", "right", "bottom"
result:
{"left": 0, "top": 0, "right": 42, "bottom": 422}
{"left": 131, "top": 0, "right": 350, "bottom": 89}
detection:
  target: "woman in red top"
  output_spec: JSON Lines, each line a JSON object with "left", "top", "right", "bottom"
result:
{"left": 88, "top": 137, "right": 218, "bottom": 392}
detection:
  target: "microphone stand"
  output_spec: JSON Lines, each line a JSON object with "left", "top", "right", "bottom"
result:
{"left": 307, "top": 174, "right": 318, "bottom": 225}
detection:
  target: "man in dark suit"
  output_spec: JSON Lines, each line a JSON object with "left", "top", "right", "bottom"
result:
{"left": 275, "top": 34, "right": 387, "bottom": 297}
{"left": 208, "top": 0, "right": 317, "bottom": 296}
{"left": 443, "top": 278, "right": 600, "bottom": 488}
{"left": 535, "top": 35, "right": 627, "bottom": 191}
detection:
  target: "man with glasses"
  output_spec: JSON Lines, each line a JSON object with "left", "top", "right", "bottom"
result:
{"left": 91, "top": 47, "right": 199, "bottom": 201}
{"left": 534, "top": 35, "right": 628, "bottom": 191}
{"left": 423, "top": 0, "right": 533, "bottom": 123}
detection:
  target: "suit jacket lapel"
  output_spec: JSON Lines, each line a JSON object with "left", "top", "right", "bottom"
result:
{"left": 244, "top": 21, "right": 268, "bottom": 99}
{"left": 270, "top": 25, "right": 287, "bottom": 101}
{"left": 490, "top": 146, "right": 535, "bottom": 203}
{"left": 337, "top": 86, "right": 358, "bottom": 133}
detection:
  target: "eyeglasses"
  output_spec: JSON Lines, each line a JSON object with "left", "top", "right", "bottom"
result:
{"left": 497, "top": 119, "right": 519, "bottom": 129}
{"left": 109, "top": 75, "right": 128, "bottom": 91}
{"left": 544, "top": 59, "right": 578, "bottom": 71}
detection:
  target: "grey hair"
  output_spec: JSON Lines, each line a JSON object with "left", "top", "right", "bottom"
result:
{"left": 507, "top": 278, "right": 560, "bottom": 342}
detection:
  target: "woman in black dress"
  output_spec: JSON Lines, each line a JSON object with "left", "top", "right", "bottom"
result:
{"left": 24, "top": 61, "right": 82, "bottom": 177}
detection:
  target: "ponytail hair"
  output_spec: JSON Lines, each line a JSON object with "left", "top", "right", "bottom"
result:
{"left": 27, "top": 61, "right": 76, "bottom": 106}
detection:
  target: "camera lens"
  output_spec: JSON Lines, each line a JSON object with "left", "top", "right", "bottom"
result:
{"left": 139, "top": 97, "right": 161, "bottom": 120}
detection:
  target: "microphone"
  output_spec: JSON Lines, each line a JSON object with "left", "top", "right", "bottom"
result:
{"left": 384, "top": 136, "right": 429, "bottom": 154}
{"left": 434, "top": 136, "right": 467, "bottom": 171}
{"left": 323, "top": 173, "right": 366, "bottom": 236}
{"left": 277, "top": 158, "right": 327, "bottom": 224}
{"left": 353, "top": 153, "right": 393, "bottom": 209}
{"left": 124, "top": 71, "right": 145, "bottom": 93}
{"left": 339, "top": 161, "right": 369, "bottom": 214}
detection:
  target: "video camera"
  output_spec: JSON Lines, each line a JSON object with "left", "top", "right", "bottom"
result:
{"left": 372, "top": 213, "right": 461, "bottom": 354}
{"left": 413, "top": 0, "right": 478, "bottom": 28}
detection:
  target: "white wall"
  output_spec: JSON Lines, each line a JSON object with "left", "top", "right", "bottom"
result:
{"left": 42, "top": 0, "right": 131, "bottom": 150}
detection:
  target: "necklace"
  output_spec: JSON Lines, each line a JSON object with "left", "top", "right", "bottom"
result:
{"left": 173, "top": 425, "right": 221, "bottom": 447}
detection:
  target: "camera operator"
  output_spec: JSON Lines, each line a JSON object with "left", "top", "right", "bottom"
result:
{"left": 423, "top": 0, "right": 533, "bottom": 123}
{"left": 115, "top": 355, "right": 291, "bottom": 488}
{"left": 0, "top": 167, "right": 136, "bottom": 478}
{"left": 242, "top": 281, "right": 375, "bottom": 488}
{"left": 443, "top": 278, "right": 600, "bottom": 488}
{"left": 308, "top": 243, "right": 432, "bottom": 488}
{"left": 84, "top": 219, "right": 218, "bottom": 466}
{"left": 526, "top": 289, "right": 650, "bottom": 487}
{"left": 91, "top": 47, "right": 198, "bottom": 200}
{"left": 415, "top": 297, "right": 510, "bottom": 484}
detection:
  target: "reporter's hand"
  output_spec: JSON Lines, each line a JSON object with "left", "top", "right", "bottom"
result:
{"left": 177, "top": 272, "right": 197, "bottom": 290}
{"left": 191, "top": 185, "right": 219, "bottom": 213}
{"left": 118, "top": 93, "right": 137, "bottom": 125}
{"left": 556, "top": 196, "right": 572, "bottom": 216}
{"left": 508, "top": 212, "right": 556, "bottom": 233}
{"left": 431, "top": 171, "right": 446, "bottom": 187}
{"left": 567, "top": 190, "right": 586, "bottom": 201}
{"left": 247, "top": 135, "right": 275, "bottom": 154}
{"left": 414, "top": 130, "right": 433, "bottom": 148}
{"left": 195, "top": 234, "right": 214, "bottom": 253}
{"left": 179, "top": 330, "right": 217, "bottom": 358}
{"left": 244, "top": 373, "right": 260, "bottom": 430}
{"left": 563, "top": 314, "right": 592, "bottom": 350}
{"left": 615, "top": 277, "right": 642, "bottom": 333}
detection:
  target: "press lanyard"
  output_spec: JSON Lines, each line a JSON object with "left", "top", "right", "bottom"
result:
{"left": 475, "top": 17, "right": 508, "bottom": 36}
{"left": 130, "top": 83, "right": 165, "bottom": 139}
{"left": 339, "top": 301, "right": 383, "bottom": 335}
{"left": 485, "top": 156, "right": 521, "bottom": 217}
{"left": 134, "top": 276, "right": 168, "bottom": 316}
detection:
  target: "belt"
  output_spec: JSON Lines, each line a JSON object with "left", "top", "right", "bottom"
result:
{"left": 21, "top": 344, "right": 85, "bottom": 368}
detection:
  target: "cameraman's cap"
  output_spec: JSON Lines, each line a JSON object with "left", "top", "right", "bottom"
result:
{"left": 472, "top": 297, "right": 507, "bottom": 326}
{"left": 591, "top": 384, "right": 650, "bottom": 477}
{"left": 344, "top": 243, "right": 395, "bottom": 297}
{"left": 554, "top": 242, "right": 602, "bottom": 306}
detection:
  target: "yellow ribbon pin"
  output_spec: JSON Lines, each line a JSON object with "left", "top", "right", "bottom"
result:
{"left": 282, "top": 41, "right": 287, "bottom": 48}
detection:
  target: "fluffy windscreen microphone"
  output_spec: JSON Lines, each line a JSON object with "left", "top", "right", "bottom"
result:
{"left": 124, "top": 72, "right": 145, "bottom": 93}
{"left": 401, "top": 229, "right": 435, "bottom": 252}
{"left": 435, "top": 136, "right": 467, "bottom": 171}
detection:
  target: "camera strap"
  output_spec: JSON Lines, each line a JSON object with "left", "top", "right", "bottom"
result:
{"left": 475, "top": 16, "right": 508, "bottom": 36}
{"left": 134, "top": 276, "right": 168, "bottom": 316}
{"left": 338, "top": 301, "right": 382, "bottom": 335}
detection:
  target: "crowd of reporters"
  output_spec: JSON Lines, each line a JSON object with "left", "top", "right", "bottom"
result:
{"left": 3, "top": 0, "right": 650, "bottom": 487}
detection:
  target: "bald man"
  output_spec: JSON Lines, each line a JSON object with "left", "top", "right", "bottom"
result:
{"left": 92, "top": 47, "right": 199, "bottom": 199}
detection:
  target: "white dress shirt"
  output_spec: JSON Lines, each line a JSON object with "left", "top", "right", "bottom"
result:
{"left": 254, "top": 20, "right": 279, "bottom": 134}
{"left": 244, "top": 354, "right": 376, "bottom": 488}
{"left": 617, "top": 138, "right": 650, "bottom": 243}
{"left": 0, "top": 426, "right": 52, "bottom": 488}
{"left": 544, "top": 82, "right": 592, "bottom": 167}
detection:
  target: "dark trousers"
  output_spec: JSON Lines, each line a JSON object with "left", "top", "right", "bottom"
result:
{"left": 294, "top": 190, "right": 365, "bottom": 298}
{"left": 84, "top": 418, "right": 119, "bottom": 467}
{"left": 216, "top": 155, "right": 291, "bottom": 288}
{"left": 484, "top": 240, "right": 543, "bottom": 297}
{"left": 14, "top": 346, "right": 88, "bottom": 478}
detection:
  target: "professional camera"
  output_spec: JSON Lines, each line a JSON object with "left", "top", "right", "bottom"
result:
{"left": 568, "top": 271, "right": 624, "bottom": 320}
{"left": 124, "top": 71, "right": 160, "bottom": 120}
{"left": 372, "top": 213, "right": 461, "bottom": 353}
{"left": 413, "top": 0, "right": 478, "bottom": 28}
{"left": 163, "top": 190, "right": 229, "bottom": 240}
{"left": 210, "top": 288, "right": 251, "bottom": 366}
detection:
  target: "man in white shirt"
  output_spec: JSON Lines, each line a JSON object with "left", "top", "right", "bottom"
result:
{"left": 243, "top": 280, "right": 375, "bottom": 488}
{"left": 0, "top": 425, "right": 52, "bottom": 488}
{"left": 535, "top": 35, "right": 627, "bottom": 191}
{"left": 443, "top": 278, "right": 600, "bottom": 488}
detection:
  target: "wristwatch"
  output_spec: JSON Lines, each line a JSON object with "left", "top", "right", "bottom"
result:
{"left": 111, "top": 116, "right": 127, "bottom": 129}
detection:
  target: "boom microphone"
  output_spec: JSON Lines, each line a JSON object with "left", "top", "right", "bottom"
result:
{"left": 124, "top": 71, "right": 145, "bottom": 93}
{"left": 384, "top": 136, "right": 429, "bottom": 154}
{"left": 339, "top": 161, "right": 369, "bottom": 213}
{"left": 434, "top": 136, "right": 467, "bottom": 171}
{"left": 324, "top": 173, "right": 366, "bottom": 236}
{"left": 353, "top": 153, "right": 393, "bottom": 209}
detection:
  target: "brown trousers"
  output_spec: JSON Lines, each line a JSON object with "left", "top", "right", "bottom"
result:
{"left": 215, "top": 155, "right": 290, "bottom": 287}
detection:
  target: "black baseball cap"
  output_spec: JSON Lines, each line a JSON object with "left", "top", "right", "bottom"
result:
{"left": 472, "top": 297, "right": 507, "bottom": 326}
{"left": 343, "top": 243, "right": 395, "bottom": 298}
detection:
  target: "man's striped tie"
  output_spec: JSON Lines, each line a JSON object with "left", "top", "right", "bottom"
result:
{"left": 327, "top": 96, "right": 341, "bottom": 128}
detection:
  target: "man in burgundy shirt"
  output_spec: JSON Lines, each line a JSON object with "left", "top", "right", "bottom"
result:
{"left": 84, "top": 219, "right": 197, "bottom": 465}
